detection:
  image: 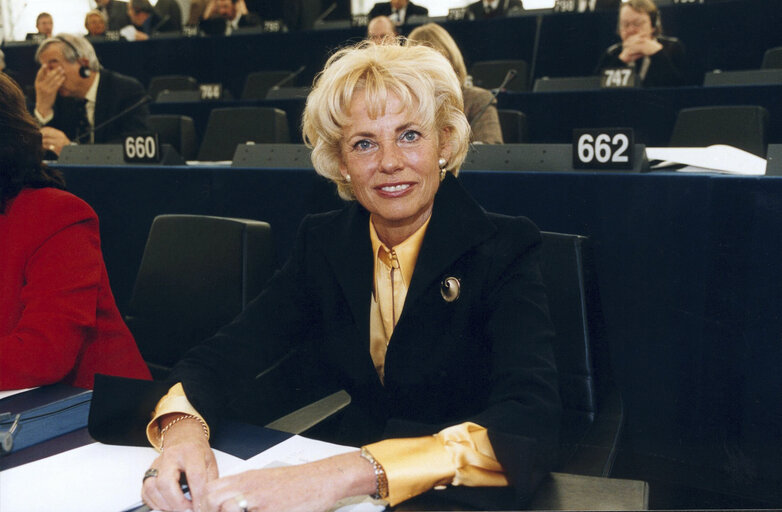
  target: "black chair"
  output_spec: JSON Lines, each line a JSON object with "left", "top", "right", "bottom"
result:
{"left": 146, "top": 114, "right": 199, "bottom": 161}
{"left": 470, "top": 59, "right": 529, "bottom": 92}
{"left": 148, "top": 75, "right": 198, "bottom": 101}
{"left": 669, "top": 105, "right": 770, "bottom": 157}
{"left": 533, "top": 75, "right": 603, "bottom": 92}
{"left": 497, "top": 109, "right": 528, "bottom": 143}
{"left": 125, "top": 215, "right": 276, "bottom": 380}
{"left": 762, "top": 46, "right": 782, "bottom": 69}
{"left": 197, "top": 107, "right": 290, "bottom": 161}
{"left": 265, "top": 86, "right": 311, "bottom": 99}
{"left": 241, "top": 70, "right": 295, "bottom": 100}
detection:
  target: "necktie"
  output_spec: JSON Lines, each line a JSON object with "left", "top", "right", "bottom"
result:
{"left": 75, "top": 99, "right": 92, "bottom": 143}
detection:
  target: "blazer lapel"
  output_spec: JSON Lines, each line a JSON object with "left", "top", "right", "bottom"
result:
{"left": 405, "top": 174, "right": 496, "bottom": 309}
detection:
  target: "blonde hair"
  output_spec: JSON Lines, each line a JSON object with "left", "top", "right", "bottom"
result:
{"left": 302, "top": 42, "right": 471, "bottom": 200}
{"left": 407, "top": 23, "right": 468, "bottom": 87}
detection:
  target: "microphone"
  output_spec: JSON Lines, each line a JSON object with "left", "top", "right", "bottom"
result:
{"left": 151, "top": 14, "right": 172, "bottom": 34}
{"left": 314, "top": 2, "right": 337, "bottom": 24}
{"left": 471, "top": 69, "right": 517, "bottom": 127}
{"left": 74, "top": 94, "right": 152, "bottom": 144}
{"left": 270, "top": 65, "right": 306, "bottom": 90}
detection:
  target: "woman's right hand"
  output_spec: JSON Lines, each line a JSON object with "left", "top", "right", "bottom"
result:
{"left": 142, "top": 416, "right": 219, "bottom": 511}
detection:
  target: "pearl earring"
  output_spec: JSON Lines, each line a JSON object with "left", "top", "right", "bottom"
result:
{"left": 345, "top": 174, "right": 351, "bottom": 183}
{"left": 438, "top": 158, "right": 447, "bottom": 181}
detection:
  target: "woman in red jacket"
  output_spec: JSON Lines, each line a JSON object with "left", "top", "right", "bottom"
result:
{"left": 0, "top": 72, "right": 151, "bottom": 389}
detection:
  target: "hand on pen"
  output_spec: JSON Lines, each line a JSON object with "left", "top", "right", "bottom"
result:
{"left": 197, "top": 451, "right": 376, "bottom": 512}
{"left": 142, "top": 418, "right": 218, "bottom": 512}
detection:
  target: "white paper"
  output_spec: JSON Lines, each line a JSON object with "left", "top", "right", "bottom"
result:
{"left": 0, "top": 387, "right": 35, "bottom": 400}
{"left": 119, "top": 25, "right": 138, "bottom": 41}
{"left": 0, "top": 442, "right": 242, "bottom": 512}
{"left": 646, "top": 145, "right": 767, "bottom": 175}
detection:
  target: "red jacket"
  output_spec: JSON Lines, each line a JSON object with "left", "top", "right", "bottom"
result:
{"left": 0, "top": 188, "right": 151, "bottom": 389}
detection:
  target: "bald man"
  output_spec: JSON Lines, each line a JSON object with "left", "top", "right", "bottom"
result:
{"left": 367, "top": 15, "right": 397, "bottom": 44}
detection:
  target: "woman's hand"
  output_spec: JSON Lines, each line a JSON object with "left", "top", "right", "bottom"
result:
{"left": 142, "top": 417, "right": 219, "bottom": 512}
{"left": 619, "top": 34, "right": 663, "bottom": 63}
{"left": 197, "top": 451, "right": 377, "bottom": 512}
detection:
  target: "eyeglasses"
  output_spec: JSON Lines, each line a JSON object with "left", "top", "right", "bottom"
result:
{"left": 619, "top": 18, "right": 650, "bottom": 30}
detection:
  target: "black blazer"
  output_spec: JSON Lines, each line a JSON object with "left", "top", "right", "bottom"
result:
{"left": 171, "top": 174, "right": 561, "bottom": 508}
{"left": 45, "top": 69, "right": 148, "bottom": 144}
{"left": 595, "top": 35, "right": 686, "bottom": 87}
{"left": 465, "top": 0, "right": 523, "bottom": 20}
{"left": 368, "top": 1, "right": 429, "bottom": 23}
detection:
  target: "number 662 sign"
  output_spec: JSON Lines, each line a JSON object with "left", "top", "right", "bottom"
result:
{"left": 572, "top": 128, "right": 635, "bottom": 170}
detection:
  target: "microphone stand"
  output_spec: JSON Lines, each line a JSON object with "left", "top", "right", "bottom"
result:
{"left": 471, "top": 69, "right": 517, "bottom": 127}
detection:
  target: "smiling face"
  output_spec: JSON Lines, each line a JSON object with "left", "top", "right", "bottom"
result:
{"left": 339, "top": 93, "right": 449, "bottom": 246}
{"left": 619, "top": 5, "right": 654, "bottom": 41}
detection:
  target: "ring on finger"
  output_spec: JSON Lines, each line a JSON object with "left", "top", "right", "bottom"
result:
{"left": 142, "top": 468, "right": 159, "bottom": 483}
{"left": 235, "top": 494, "right": 249, "bottom": 512}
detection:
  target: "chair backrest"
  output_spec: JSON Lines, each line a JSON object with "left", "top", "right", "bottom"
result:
{"left": 264, "top": 86, "right": 311, "bottom": 100}
{"left": 539, "top": 232, "right": 619, "bottom": 475}
{"left": 470, "top": 59, "right": 529, "bottom": 92}
{"left": 241, "top": 70, "right": 294, "bottom": 100}
{"left": 147, "top": 114, "right": 199, "bottom": 161}
{"left": 125, "top": 215, "right": 276, "bottom": 378}
{"left": 197, "top": 107, "right": 290, "bottom": 161}
{"left": 533, "top": 75, "right": 603, "bottom": 92}
{"left": 155, "top": 90, "right": 202, "bottom": 103}
{"left": 148, "top": 75, "right": 198, "bottom": 101}
{"left": 669, "top": 105, "right": 770, "bottom": 157}
{"left": 703, "top": 69, "right": 782, "bottom": 87}
{"left": 497, "top": 109, "right": 528, "bottom": 143}
{"left": 762, "top": 46, "right": 782, "bottom": 69}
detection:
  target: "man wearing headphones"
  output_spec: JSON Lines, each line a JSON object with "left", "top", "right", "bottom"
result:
{"left": 594, "top": 0, "right": 685, "bottom": 87}
{"left": 33, "top": 33, "right": 148, "bottom": 156}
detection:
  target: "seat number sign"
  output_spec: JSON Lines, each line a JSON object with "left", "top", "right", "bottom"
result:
{"left": 573, "top": 128, "right": 634, "bottom": 170}
{"left": 124, "top": 133, "right": 161, "bottom": 163}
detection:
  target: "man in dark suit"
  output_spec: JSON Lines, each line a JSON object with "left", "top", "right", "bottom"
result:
{"left": 466, "top": 0, "right": 523, "bottom": 20}
{"left": 368, "top": 0, "right": 428, "bottom": 25}
{"left": 199, "top": 0, "right": 263, "bottom": 35}
{"left": 95, "top": 0, "right": 132, "bottom": 31}
{"left": 33, "top": 34, "right": 148, "bottom": 157}
{"left": 127, "top": 0, "right": 180, "bottom": 40}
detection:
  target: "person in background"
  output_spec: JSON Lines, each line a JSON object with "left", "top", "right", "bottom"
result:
{"left": 137, "top": 41, "right": 559, "bottom": 512}
{"left": 366, "top": 15, "right": 397, "bottom": 44}
{"left": 594, "top": 0, "right": 686, "bottom": 87}
{"left": 466, "top": 0, "right": 522, "bottom": 20}
{"left": 368, "top": 0, "right": 428, "bottom": 26}
{"left": 0, "top": 72, "right": 151, "bottom": 390}
{"left": 127, "top": 0, "right": 180, "bottom": 40}
{"left": 33, "top": 34, "right": 148, "bottom": 155}
{"left": 200, "top": 0, "right": 262, "bottom": 35}
{"left": 85, "top": 9, "right": 109, "bottom": 38}
{"left": 26, "top": 12, "right": 54, "bottom": 41}
{"left": 95, "top": 0, "right": 133, "bottom": 31}
{"left": 409, "top": 23, "right": 504, "bottom": 144}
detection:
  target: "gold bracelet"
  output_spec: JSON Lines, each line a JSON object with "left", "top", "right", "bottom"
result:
{"left": 160, "top": 414, "right": 208, "bottom": 450}
{"left": 360, "top": 447, "right": 389, "bottom": 500}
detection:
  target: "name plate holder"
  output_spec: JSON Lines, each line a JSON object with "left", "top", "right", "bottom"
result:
{"left": 601, "top": 68, "right": 638, "bottom": 88}
{"left": 573, "top": 128, "right": 639, "bottom": 171}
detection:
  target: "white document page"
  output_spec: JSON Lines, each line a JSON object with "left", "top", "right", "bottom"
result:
{"left": 646, "top": 145, "right": 767, "bottom": 175}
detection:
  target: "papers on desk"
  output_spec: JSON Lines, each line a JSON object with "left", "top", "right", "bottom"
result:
{"left": 0, "top": 436, "right": 384, "bottom": 512}
{"left": 0, "top": 388, "right": 35, "bottom": 400}
{"left": 646, "top": 145, "right": 767, "bottom": 175}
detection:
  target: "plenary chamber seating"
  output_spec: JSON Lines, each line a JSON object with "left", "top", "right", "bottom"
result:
{"left": 146, "top": 114, "right": 199, "bottom": 161}
{"left": 762, "top": 46, "right": 782, "bottom": 69}
{"left": 241, "top": 70, "right": 296, "bottom": 100}
{"left": 196, "top": 106, "right": 290, "bottom": 161}
{"left": 533, "top": 75, "right": 603, "bottom": 92}
{"left": 147, "top": 74, "right": 198, "bottom": 101}
{"left": 125, "top": 215, "right": 276, "bottom": 380}
{"left": 669, "top": 105, "right": 770, "bottom": 157}
{"left": 497, "top": 109, "right": 528, "bottom": 143}
{"left": 470, "top": 59, "right": 530, "bottom": 92}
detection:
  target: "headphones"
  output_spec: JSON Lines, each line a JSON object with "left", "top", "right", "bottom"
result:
{"left": 55, "top": 35, "right": 92, "bottom": 78}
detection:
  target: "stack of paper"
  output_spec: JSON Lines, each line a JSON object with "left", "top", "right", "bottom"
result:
{"left": 646, "top": 145, "right": 767, "bottom": 175}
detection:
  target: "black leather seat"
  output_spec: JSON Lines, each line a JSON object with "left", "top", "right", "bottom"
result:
{"left": 146, "top": 114, "right": 199, "bottom": 161}
{"left": 497, "top": 109, "right": 528, "bottom": 143}
{"left": 197, "top": 107, "right": 290, "bottom": 161}
{"left": 125, "top": 215, "right": 276, "bottom": 380}
{"left": 241, "top": 70, "right": 295, "bottom": 100}
{"left": 147, "top": 75, "right": 198, "bottom": 101}
{"left": 669, "top": 105, "right": 770, "bottom": 157}
{"left": 470, "top": 59, "right": 529, "bottom": 92}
